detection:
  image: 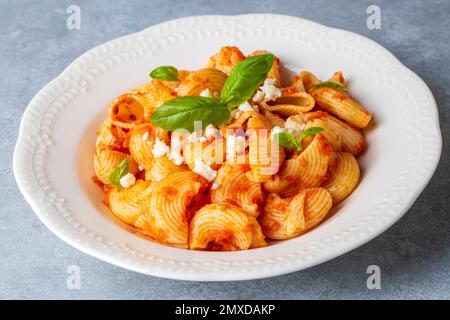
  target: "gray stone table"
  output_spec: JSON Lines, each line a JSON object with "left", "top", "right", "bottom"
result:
{"left": 1, "top": 0, "right": 449, "bottom": 299}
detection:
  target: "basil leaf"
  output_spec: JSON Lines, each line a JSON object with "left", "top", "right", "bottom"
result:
{"left": 274, "top": 131, "right": 302, "bottom": 153}
{"left": 274, "top": 127, "right": 324, "bottom": 153}
{"left": 300, "top": 127, "right": 324, "bottom": 140}
{"left": 220, "top": 54, "right": 274, "bottom": 109}
{"left": 108, "top": 157, "right": 130, "bottom": 190}
{"left": 150, "top": 66, "right": 179, "bottom": 81}
{"left": 312, "top": 81, "right": 346, "bottom": 90}
{"left": 151, "top": 96, "right": 230, "bottom": 131}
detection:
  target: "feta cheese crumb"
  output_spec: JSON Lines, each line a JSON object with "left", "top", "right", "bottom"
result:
{"left": 167, "top": 135, "right": 185, "bottom": 165}
{"left": 226, "top": 135, "right": 247, "bottom": 161}
{"left": 199, "top": 88, "right": 212, "bottom": 97}
{"left": 252, "top": 90, "right": 265, "bottom": 103}
{"left": 119, "top": 173, "right": 136, "bottom": 189}
{"left": 187, "top": 131, "right": 200, "bottom": 143}
{"left": 231, "top": 108, "right": 243, "bottom": 120}
{"left": 211, "top": 181, "right": 220, "bottom": 190}
{"left": 271, "top": 125, "right": 287, "bottom": 139}
{"left": 142, "top": 131, "right": 149, "bottom": 141}
{"left": 252, "top": 79, "right": 282, "bottom": 102}
{"left": 193, "top": 160, "right": 217, "bottom": 182}
{"left": 285, "top": 115, "right": 305, "bottom": 133}
{"left": 168, "top": 151, "right": 184, "bottom": 165}
{"left": 152, "top": 137, "right": 169, "bottom": 158}
{"left": 238, "top": 101, "right": 258, "bottom": 113}
{"left": 204, "top": 124, "right": 219, "bottom": 140}
{"left": 138, "top": 165, "right": 144, "bottom": 171}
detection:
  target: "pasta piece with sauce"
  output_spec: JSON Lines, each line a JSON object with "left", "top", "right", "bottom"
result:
{"left": 189, "top": 203, "right": 266, "bottom": 251}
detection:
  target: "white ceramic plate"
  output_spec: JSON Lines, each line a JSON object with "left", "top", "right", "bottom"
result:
{"left": 13, "top": 14, "right": 442, "bottom": 281}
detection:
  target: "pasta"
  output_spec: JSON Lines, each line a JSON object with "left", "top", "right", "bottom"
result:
{"left": 259, "top": 187, "right": 332, "bottom": 240}
{"left": 189, "top": 203, "right": 266, "bottom": 250}
{"left": 92, "top": 46, "right": 374, "bottom": 251}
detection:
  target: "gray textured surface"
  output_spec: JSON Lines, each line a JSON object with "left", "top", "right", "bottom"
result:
{"left": 1, "top": 0, "right": 449, "bottom": 299}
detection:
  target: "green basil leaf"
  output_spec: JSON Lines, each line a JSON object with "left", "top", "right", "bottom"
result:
{"left": 274, "top": 131, "right": 302, "bottom": 153}
{"left": 151, "top": 96, "right": 230, "bottom": 131}
{"left": 300, "top": 127, "right": 324, "bottom": 140}
{"left": 274, "top": 127, "right": 324, "bottom": 153}
{"left": 150, "top": 66, "right": 179, "bottom": 81}
{"left": 312, "top": 81, "right": 346, "bottom": 90}
{"left": 220, "top": 54, "right": 274, "bottom": 109}
{"left": 108, "top": 157, "right": 130, "bottom": 190}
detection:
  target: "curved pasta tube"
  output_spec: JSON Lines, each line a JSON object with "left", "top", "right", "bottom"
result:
{"left": 96, "top": 119, "right": 119, "bottom": 148}
{"left": 108, "top": 93, "right": 148, "bottom": 129}
{"left": 304, "top": 117, "right": 342, "bottom": 151}
{"left": 94, "top": 146, "right": 138, "bottom": 184}
{"left": 263, "top": 134, "right": 331, "bottom": 197}
{"left": 158, "top": 70, "right": 191, "bottom": 91}
{"left": 206, "top": 46, "right": 246, "bottom": 75}
{"left": 130, "top": 80, "right": 176, "bottom": 120}
{"left": 210, "top": 163, "right": 263, "bottom": 217}
{"left": 263, "top": 87, "right": 315, "bottom": 116}
{"left": 250, "top": 50, "right": 281, "bottom": 86}
{"left": 329, "top": 71, "right": 345, "bottom": 84}
{"left": 259, "top": 187, "right": 332, "bottom": 239}
{"left": 177, "top": 68, "right": 227, "bottom": 97}
{"left": 309, "top": 86, "right": 373, "bottom": 128}
{"left": 291, "top": 71, "right": 320, "bottom": 92}
{"left": 322, "top": 152, "right": 360, "bottom": 204}
{"left": 258, "top": 193, "right": 306, "bottom": 240}
{"left": 108, "top": 180, "right": 154, "bottom": 225}
{"left": 302, "top": 112, "right": 365, "bottom": 155}
{"left": 246, "top": 113, "right": 285, "bottom": 183}
{"left": 144, "top": 171, "right": 208, "bottom": 247}
{"left": 189, "top": 203, "right": 266, "bottom": 251}
{"left": 301, "top": 187, "right": 333, "bottom": 231}
{"left": 262, "top": 110, "right": 285, "bottom": 128}
{"left": 145, "top": 156, "right": 188, "bottom": 182}
{"left": 129, "top": 123, "right": 169, "bottom": 169}
{"left": 182, "top": 138, "right": 226, "bottom": 170}
{"left": 222, "top": 111, "right": 259, "bottom": 130}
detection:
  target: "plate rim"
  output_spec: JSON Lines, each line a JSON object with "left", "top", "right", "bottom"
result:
{"left": 13, "top": 14, "right": 442, "bottom": 281}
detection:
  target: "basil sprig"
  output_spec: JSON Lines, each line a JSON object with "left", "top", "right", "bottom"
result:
{"left": 274, "top": 127, "right": 324, "bottom": 153}
{"left": 220, "top": 54, "right": 274, "bottom": 109}
{"left": 151, "top": 97, "right": 230, "bottom": 131}
{"left": 151, "top": 54, "right": 274, "bottom": 131}
{"left": 108, "top": 157, "right": 130, "bottom": 190}
{"left": 312, "top": 81, "right": 346, "bottom": 90}
{"left": 150, "top": 66, "right": 179, "bottom": 81}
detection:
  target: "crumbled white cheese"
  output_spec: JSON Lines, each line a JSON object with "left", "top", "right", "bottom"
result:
{"left": 211, "top": 181, "right": 220, "bottom": 190}
{"left": 231, "top": 108, "right": 243, "bottom": 120}
{"left": 119, "top": 173, "right": 136, "bottom": 189}
{"left": 285, "top": 115, "right": 305, "bottom": 133}
{"left": 270, "top": 125, "right": 287, "bottom": 139}
{"left": 170, "top": 135, "right": 183, "bottom": 152}
{"left": 193, "top": 160, "right": 217, "bottom": 182}
{"left": 226, "top": 135, "right": 247, "bottom": 161}
{"left": 187, "top": 131, "right": 201, "bottom": 143}
{"left": 152, "top": 137, "right": 170, "bottom": 158}
{"left": 168, "top": 151, "right": 184, "bottom": 165}
{"left": 199, "top": 88, "right": 212, "bottom": 97}
{"left": 204, "top": 124, "right": 219, "bottom": 140}
{"left": 138, "top": 165, "right": 144, "bottom": 171}
{"left": 142, "top": 131, "right": 149, "bottom": 141}
{"left": 252, "top": 78, "right": 282, "bottom": 102}
{"left": 238, "top": 101, "right": 257, "bottom": 113}
{"left": 166, "top": 135, "right": 185, "bottom": 165}
{"left": 252, "top": 90, "right": 265, "bottom": 103}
